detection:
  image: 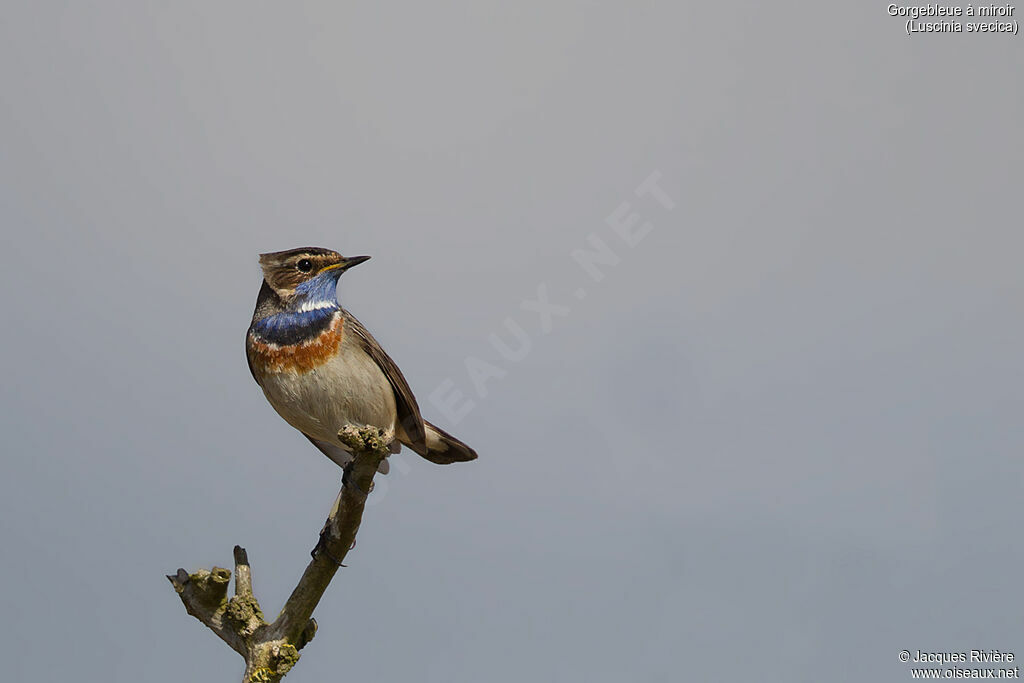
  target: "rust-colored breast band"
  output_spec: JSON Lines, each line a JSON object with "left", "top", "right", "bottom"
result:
{"left": 249, "top": 315, "right": 344, "bottom": 375}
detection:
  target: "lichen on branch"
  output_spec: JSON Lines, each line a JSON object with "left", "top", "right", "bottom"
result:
{"left": 167, "top": 425, "right": 392, "bottom": 682}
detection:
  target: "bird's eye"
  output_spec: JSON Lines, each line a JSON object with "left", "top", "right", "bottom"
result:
{"left": 296, "top": 259, "right": 313, "bottom": 273}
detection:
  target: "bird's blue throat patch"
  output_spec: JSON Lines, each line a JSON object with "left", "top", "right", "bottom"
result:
{"left": 252, "top": 307, "right": 338, "bottom": 345}
{"left": 252, "top": 272, "right": 342, "bottom": 346}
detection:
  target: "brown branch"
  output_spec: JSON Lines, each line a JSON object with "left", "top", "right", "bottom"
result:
{"left": 168, "top": 425, "right": 390, "bottom": 682}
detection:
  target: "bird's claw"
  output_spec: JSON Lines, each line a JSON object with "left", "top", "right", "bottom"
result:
{"left": 341, "top": 460, "right": 374, "bottom": 496}
{"left": 311, "top": 529, "right": 347, "bottom": 567}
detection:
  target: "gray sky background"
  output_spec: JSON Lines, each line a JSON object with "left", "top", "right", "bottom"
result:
{"left": 2, "top": 3, "right": 1022, "bottom": 682}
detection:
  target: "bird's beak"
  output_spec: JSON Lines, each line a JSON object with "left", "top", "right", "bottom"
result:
{"left": 320, "top": 255, "right": 371, "bottom": 275}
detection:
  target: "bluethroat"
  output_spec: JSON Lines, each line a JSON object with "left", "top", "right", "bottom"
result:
{"left": 246, "top": 247, "right": 478, "bottom": 475}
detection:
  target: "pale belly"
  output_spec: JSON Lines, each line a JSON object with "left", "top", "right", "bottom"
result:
{"left": 252, "top": 336, "right": 399, "bottom": 445}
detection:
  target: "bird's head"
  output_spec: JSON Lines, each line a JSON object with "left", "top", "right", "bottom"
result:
{"left": 258, "top": 247, "right": 371, "bottom": 304}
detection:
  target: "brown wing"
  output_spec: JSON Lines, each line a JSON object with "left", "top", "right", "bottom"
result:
{"left": 246, "top": 343, "right": 258, "bottom": 383}
{"left": 343, "top": 311, "right": 428, "bottom": 452}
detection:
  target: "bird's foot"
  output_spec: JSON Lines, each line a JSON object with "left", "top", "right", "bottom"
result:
{"left": 340, "top": 459, "right": 375, "bottom": 495}
{"left": 311, "top": 527, "right": 347, "bottom": 567}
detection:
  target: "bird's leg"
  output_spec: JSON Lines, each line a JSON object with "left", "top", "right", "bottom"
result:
{"left": 340, "top": 458, "right": 360, "bottom": 494}
{"left": 310, "top": 425, "right": 388, "bottom": 564}
{"left": 311, "top": 525, "right": 348, "bottom": 567}
{"left": 311, "top": 486, "right": 348, "bottom": 565}
{"left": 311, "top": 459, "right": 374, "bottom": 564}
{"left": 340, "top": 457, "right": 375, "bottom": 495}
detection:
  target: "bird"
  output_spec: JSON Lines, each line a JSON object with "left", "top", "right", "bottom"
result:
{"left": 246, "top": 247, "right": 478, "bottom": 474}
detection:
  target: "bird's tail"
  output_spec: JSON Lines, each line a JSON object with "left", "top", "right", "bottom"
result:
{"left": 417, "top": 421, "right": 478, "bottom": 464}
